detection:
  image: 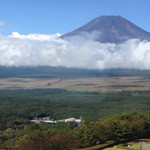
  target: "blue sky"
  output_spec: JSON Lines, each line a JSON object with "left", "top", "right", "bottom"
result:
{"left": 0, "top": 0, "right": 150, "bottom": 35}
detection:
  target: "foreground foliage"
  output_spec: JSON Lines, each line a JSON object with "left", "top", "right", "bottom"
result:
{"left": 0, "top": 112, "right": 150, "bottom": 149}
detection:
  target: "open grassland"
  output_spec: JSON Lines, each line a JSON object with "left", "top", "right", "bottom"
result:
{"left": 104, "top": 144, "right": 141, "bottom": 150}
{"left": 104, "top": 139, "right": 150, "bottom": 150}
{"left": 82, "top": 141, "right": 142, "bottom": 150}
{"left": 0, "top": 76, "right": 150, "bottom": 92}
{"left": 81, "top": 139, "right": 150, "bottom": 150}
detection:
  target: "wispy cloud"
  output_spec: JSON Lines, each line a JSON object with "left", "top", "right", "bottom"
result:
{"left": 0, "top": 21, "right": 4, "bottom": 26}
{"left": 0, "top": 32, "right": 150, "bottom": 69}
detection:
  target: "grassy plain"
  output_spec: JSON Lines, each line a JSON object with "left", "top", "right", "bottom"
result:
{"left": 104, "top": 144, "right": 141, "bottom": 150}
{"left": 0, "top": 76, "right": 150, "bottom": 92}
{"left": 81, "top": 140, "right": 144, "bottom": 150}
{"left": 104, "top": 139, "right": 150, "bottom": 150}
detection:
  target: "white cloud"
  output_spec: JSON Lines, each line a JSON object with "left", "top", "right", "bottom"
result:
{"left": 0, "top": 32, "right": 150, "bottom": 69}
{"left": 9, "top": 32, "right": 61, "bottom": 41}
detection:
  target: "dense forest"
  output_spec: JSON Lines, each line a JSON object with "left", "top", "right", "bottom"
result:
{"left": 0, "top": 89, "right": 150, "bottom": 149}
{"left": 0, "top": 89, "right": 150, "bottom": 130}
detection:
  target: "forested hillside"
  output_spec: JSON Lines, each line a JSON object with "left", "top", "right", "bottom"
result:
{"left": 0, "top": 89, "right": 150, "bottom": 149}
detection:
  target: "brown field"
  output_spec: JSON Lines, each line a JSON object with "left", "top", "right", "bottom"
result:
{"left": 0, "top": 76, "right": 150, "bottom": 92}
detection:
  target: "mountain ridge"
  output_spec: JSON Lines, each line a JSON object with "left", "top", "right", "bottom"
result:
{"left": 61, "top": 15, "right": 150, "bottom": 43}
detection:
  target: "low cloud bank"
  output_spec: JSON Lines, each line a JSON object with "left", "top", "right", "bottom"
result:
{"left": 0, "top": 31, "right": 150, "bottom": 69}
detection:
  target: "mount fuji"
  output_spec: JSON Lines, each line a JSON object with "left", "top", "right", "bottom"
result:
{"left": 61, "top": 16, "right": 150, "bottom": 43}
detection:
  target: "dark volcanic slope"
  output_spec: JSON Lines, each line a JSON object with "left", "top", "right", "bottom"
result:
{"left": 61, "top": 16, "right": 150, "bottom": 43}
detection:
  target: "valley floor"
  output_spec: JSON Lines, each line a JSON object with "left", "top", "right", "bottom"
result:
{"left": 0, "top": 76, "right": 150, "bottom": 92}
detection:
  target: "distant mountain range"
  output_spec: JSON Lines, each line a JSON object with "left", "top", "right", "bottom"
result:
{"left": 1, "top": 66, "right": 150, "bottom": 79}
{"left": 61, "top": 15, "right": 150, "bottom": 43}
